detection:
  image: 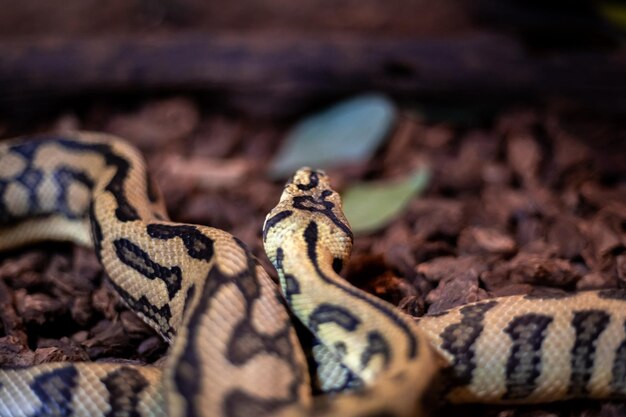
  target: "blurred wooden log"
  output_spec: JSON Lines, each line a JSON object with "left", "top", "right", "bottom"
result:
{"left": 1, "top": 33, "right": 625, "bottom": 116}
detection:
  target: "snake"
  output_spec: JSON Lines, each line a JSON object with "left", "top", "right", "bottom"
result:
{"left": 0, "top": 133, "right": 625, "bottom": 417}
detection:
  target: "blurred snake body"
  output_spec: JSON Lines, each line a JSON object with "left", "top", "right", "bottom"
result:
{"left": 0, "top": 133, "right": 625, "bottom": 417}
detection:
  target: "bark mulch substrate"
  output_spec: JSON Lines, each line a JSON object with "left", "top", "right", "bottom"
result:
{"left": 1, "top": 98, "right": 625, "bottom": 416}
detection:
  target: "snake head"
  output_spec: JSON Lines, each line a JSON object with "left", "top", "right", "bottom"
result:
{"left": 284, "top": 167, "right": 334, "bottom": 201}
{"left": 263, "top": 167, "right": 353, "bottom": 270}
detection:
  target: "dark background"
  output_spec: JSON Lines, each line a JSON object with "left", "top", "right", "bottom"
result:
{"left": 1, "top": 0, "right": 625, "bottom": 120}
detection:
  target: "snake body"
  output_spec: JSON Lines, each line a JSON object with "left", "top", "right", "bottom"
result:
{"left": 0, "top": 133, "right": 625, "bottom": 417}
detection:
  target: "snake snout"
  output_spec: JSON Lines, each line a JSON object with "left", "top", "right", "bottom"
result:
{"left": 289, "top": 167, "right": 329, "bottom": 193}
{"left": 265, "top": 167, "right": 352, "bottom": 259}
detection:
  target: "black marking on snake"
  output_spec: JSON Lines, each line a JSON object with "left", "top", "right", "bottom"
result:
{"left": 223, "top": 390, "right": 298, "bottom": 417}
{"left": 0, "top": 139, "right": 93, "bottom": 223}
{"left": 503, "top": 313, "right": 553, "bottom": 400}
{"left": 9, "top": 140, "right": 41, "bottom": 159}
{"left": 6, "top": 137, "right": 141, "bottom": 222}
{"left": 324, "top": 365, "right": 362, "bottom": 394}
{"left": 439, "top": 301, "right": 497, "bottom": 386}
{"left": 332, "top": 257, "right": 343, "bottom": 274}
{"left": 30, "top": 365, "right": 78, "bottom": 417}
{"left": 53, "top": 138, "right": 141, "bottom": 222}
{"left": 296, "top": 170, "right": 319, "bottom": 190}
{"left": 231, "top": 237, "right": 265, "bottom": 301}
{"left": 274, "top": 247, "right": 301, "bottom": 304}
{"left": 360, "top": 331, "right": 391, "bottom": 370}
{"left": 101, "top": 366, "right": 149, "bottom": 417}
{"left": 335, "top": 341, "right": 348, "bottom": 357}
{"left": 568, "top": 310, "right": 611, "bottom": 397}
{"left": 182, "top": 284, "right": 197, "bottom": 316}
{"left": 227, "top": 317, "right": 295, "bottom": 365}
{"left": 304, "top": 221, "right": 418, "bottom": 359}
{"left": 523, "top": 291, "right": 574, "bottom": 300}
{"left": 294, "top": 192, "right": 353, "bottom": 242}
{"left": 598, "top": 289, "right": 626, "bottom": 300}
{"left": 15, "top": 165, "right": 44, "bottom": 213}
{"left": 114, "top": 238, "right": 182, "bottom": 300}
{"left": 309, "top": 303, "right": 361, "bottom": 332}
{"left": 0, "top": 142, "right": 46, "bottom": 221}
{"left": 310, "top": 338, "right": 363, "bottom": 394}
{"left": 53, "top": 166, "right": 95, "bottom": 219}
{"left": 262, "top": 210, "right": 293, "bottom": 242}
{"left": 108, "top": 278, "right": 174, "bottom": 339}
{"left": 282, "top": 274, "right": 301, "bottom": 305}
{"left": 227, "top": 238, "right": 298, "bottom": 367}
{"left": 147, "top": 223, "right": 215, "bottom": 261}
{"left": 611, "top": 321, "right": 626, "bottom": 396}
{"left": 174, "top": 250, "right": 303, "bottom": 417}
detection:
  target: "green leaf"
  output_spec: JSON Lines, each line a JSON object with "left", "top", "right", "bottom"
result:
{"left": 342, "top": 168, "right": 431, "bottom": 235}
{"left": 269, "top": 94, "right": 396, "bottom": 178}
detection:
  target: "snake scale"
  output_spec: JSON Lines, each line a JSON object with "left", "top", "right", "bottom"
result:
{"left": 0, "top": 133, "right": 625, "bottom": 417}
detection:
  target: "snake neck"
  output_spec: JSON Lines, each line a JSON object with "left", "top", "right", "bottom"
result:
{"left": 264, "top": 168, "right": 429, "bottom": 384}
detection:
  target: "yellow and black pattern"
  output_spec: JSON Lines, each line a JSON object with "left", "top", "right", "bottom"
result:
{"left": 416, "top": 289, "right": 626, "bottom": 403}
{"left": 0, "top": 134, "right": 309, "bottom": 417}
{"left": 0, "top": 363, "right": 165, "bottom": 417}
{"left": 2, "top": 134, "right": 626, "bottom": 417}
{"left": 263, "top": 168, "right": 441, "bottom": 416}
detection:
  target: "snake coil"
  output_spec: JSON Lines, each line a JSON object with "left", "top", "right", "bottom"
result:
{"left": 0, "top": 133, "right": 625, "bottom": 417}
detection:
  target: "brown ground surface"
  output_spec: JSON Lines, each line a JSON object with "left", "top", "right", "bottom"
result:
{"left": 0, "top": 96, "right": 625, "bottom": 416}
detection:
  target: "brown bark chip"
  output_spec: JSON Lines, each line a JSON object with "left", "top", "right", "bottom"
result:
{"left": 106, "top": 97, "right": 200, "bottom": 149}
{"left": 417, "top": 256, "right": 489, "bottom": 313}
{"left": 15, "top": 291, "right": 67, "bottom": 325}
{"left": 507, "top": 254, "right": 581, "bottom": 287}
{"left": 546, "top": 215, "right": 587, "bottom": 260}
{"left": 507, "top": 133, "right": 542, "bottom": 186}
{"left": 0, "top": 335, "right": 34, "bottom": 367}
{"left": 458, "top": 226, "right": 517, "bottom": 256}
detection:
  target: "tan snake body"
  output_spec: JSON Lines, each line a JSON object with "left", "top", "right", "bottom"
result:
{"left": 0, "top": 133, "right": 625, "bottom": 417}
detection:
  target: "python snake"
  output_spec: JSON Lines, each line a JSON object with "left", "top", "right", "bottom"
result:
{"left": 0, "top": 133, "right": 625, "bottom": 417}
